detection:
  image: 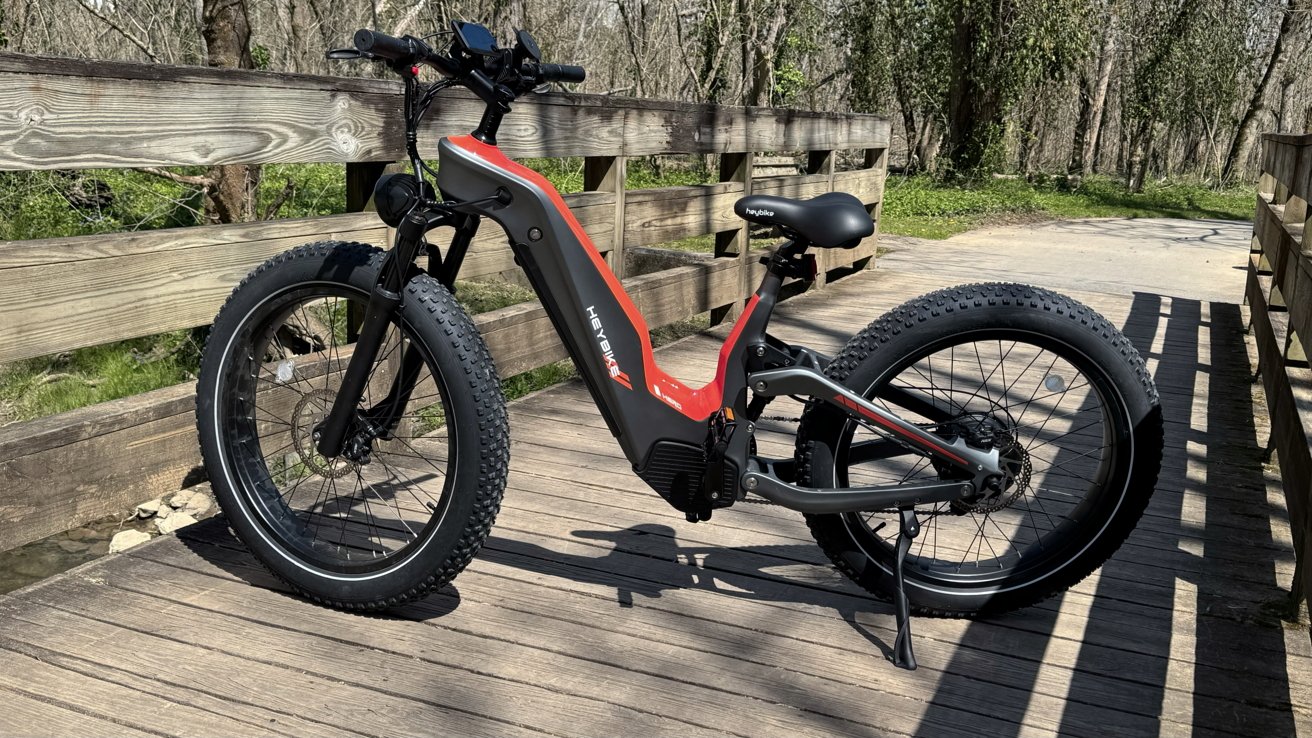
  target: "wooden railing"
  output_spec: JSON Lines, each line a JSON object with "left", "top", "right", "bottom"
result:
{"left": 0, "top": 53, "right": 889, "bottom": 551}
{"left": 1249, "top": 132, "right": 1312, "bottom": 613}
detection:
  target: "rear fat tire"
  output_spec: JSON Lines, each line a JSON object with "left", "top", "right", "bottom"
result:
{"left": 196, "top": 241, "right": 509, "bottom": 610}
{"left": 796, "top": 282, "right": 1163, "bottom": 617}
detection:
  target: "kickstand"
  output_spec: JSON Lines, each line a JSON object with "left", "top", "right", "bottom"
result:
{"left": 892, "top": 506, "right": 920, "bottom": 670}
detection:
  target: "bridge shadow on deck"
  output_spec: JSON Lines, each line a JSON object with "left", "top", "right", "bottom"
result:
{"left": 902, "top": 293, "right": 1297, "bottom": 737}
{"left": 174, "top": 290, "right": 1300, "bottom": 737}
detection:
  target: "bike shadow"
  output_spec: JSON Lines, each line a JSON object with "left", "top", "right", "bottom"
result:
{"left": 471, "top": 522, "right": 904, "bottom": 665}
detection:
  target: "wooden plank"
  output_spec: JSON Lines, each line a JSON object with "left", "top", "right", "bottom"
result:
{"left": 0, "top": 52, "right": 889, "bottom": 169}
{"left": 711, "top": 152, "right": 754, "bottom": 325}
{"left": 806, "top": 150, "right": 836, "bottom": 287}
{"left": 128, "top": 537, "right": 1161, "bottom": 738}
{"left": 584, "top": 155, "right": 626, "bottom": 277}
{"left": 0, "top": 256, "right": 752, "bottom": 550}
{"left": 8, "top": 576, "right": 794, "bottom": 738}
{"left": 0, "top": 213, "right": 383, "bottom": 363}
{"left": 619, "top": 168, "right": 880, "bottom": 253}
{"left": 0, "top": 601, "right": 551, "bottom": 737}
{"left": 625, "top": 181, "right": 744, "bottom": 248}
{"left": 0, "top": 191, "right": 617, "bottom": 363}
{"left": 0, "top": 644, "right": 321, "bottom": 738}
{"left": 0, "top": 685, "right": 154, "bottom": 737}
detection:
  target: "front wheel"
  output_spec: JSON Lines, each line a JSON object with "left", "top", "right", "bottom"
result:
{"left": 196, "top": 241, "right": 509, "bottom": 610}
{"left": 797, "top": 283, "right": 1162, "bottom": 617}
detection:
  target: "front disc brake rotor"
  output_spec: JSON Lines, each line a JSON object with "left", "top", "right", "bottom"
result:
{"left": 291, "top": 388, "right": 357, "bottom": 479}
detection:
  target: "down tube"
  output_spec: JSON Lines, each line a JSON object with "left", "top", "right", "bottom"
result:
{"left": 434, "top": 135, "right": 753, "bottom": 469}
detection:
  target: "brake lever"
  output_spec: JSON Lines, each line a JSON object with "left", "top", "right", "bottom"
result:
{"left": 326, "top": 48, "right": 368, "bottom": 61}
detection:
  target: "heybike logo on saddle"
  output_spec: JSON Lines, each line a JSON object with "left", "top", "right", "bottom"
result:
{"left": 745, "top": 207, "right": 775, "bottom": 217}
{"left": 586, "top": 305, "right": 632, "bottom": 390}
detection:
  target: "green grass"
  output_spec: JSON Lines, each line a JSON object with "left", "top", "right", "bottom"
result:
{"left": 515, "top": 156, "right": 711, "bottom": 194}
{"left": 879, "top": 174, "right": 1254, "bottom": 240}
{"left": 0, "top": 331, "right": 204, "bottom": 423}
{"left": 2, "top": 157, "right": 1256, "bottom": 423}
{"left": 0, "top": 156, "right": 722, "bottom": 424}
{"left": 0, "top": 279, "right": 541, "bottom": 424}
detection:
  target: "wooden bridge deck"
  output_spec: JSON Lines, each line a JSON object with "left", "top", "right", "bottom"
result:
{"left": 1, "top": 227, "right": 1308, "bottom": 737}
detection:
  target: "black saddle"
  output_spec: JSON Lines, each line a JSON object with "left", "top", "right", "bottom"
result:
{"left": 734, "top": 192, "right": 874, "bottom": 249}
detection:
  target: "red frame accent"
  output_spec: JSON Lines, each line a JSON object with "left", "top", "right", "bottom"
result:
{"left": 832, "top": 395, "right": 969, "bottom": 465}
{"left": 449, "top": 135, "right": 755, "bottom": 420}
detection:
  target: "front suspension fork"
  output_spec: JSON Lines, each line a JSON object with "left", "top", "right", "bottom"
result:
{"left": 315, "top": 210, "right": 430, "bottom": 458}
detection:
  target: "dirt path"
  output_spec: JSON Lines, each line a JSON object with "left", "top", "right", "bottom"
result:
{"left": 876, "top": 217, "right": 1251, "bottom": 304}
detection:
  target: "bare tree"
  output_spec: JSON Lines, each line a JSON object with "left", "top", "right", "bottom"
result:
{"left": 1223, "top": 0, "right": 1304, "bottom": 181}
{"left": 1070, "top": 10, "right": 1117, "bottom": 175}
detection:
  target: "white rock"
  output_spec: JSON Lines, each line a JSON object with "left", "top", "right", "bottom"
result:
{"left": 109, "top": 530, "right": 152, "bottom": 553}
{"left": 168, "top": 490, "right": 196, "bottom": 510}
{"left": 135, "top": 499, "right": 164, "bottom": 519}
{"left": 180, "top": 494, "right": 212, "bottom": 518}
{"left": 155, "top": 513, "right": 198, "bottom": 535}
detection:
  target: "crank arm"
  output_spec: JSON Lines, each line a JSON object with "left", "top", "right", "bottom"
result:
{"left": 742, "top": 458, "right": 971, "bottom": 514}
{"left": 747, "top": 366, "right": 1001, "bottom": 479}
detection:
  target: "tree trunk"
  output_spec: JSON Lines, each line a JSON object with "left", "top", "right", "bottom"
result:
{"left": 745, "top": 0, "right": 787, "bottom": 106}
{"left": 1091, "top": 75, "right": 1115, "bottom": 174}
{"left": 944, "top": 1, "right": 1006, "bottom": 175}
{"left": 915, "top": 116, "right": 941, "bottom": 174}
{"left": 1019, "top": 96, "right": 1043, "bottom": 174}
{"left": 1276, "top": 71, "right": 1296, "bottom": 131}
{"left": 1071, "top": 16, "right": 1116, "bottom": 174}
{"left": 1131, "top": 120, "right": 1157, "bottom": 193}
{"left": 202, "top": 0, "right": 257, "bottom": 223}
{"left": 894, "top": 80, "right": 919, "bottom": 173}
{"left": 1222, "top": 0, "right": 1301, "bottom": 182}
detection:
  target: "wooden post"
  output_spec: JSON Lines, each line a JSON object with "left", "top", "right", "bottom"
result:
{"left": 806, "top": 150, "right": 836, "bottom": 287}
{"left": 346, "top": 161, "right": 389, "bottom": 212}
{"left": 345, "top": 162, "right": 389, "bottom": 342}
{"left": 711, "top": 152, "right": 754, "bottom": 325}
{"left": 856, "top": 147, "right": 890, "bottom": 272}
{"left": 585, "top": 156, "right": 627, "bottom": 278}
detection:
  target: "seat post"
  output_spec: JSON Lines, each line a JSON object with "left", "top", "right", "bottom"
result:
{"left": 762, "top": 238, "right": 815, "bottom": 281}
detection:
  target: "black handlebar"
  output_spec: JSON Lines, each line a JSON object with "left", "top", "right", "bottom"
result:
{"left": 532, "top": 63, "right": 586, "bottom": 84}
{"left": 341, "top": 24, "right": 584, "bottom": 145}
{"left": 352, "top": 29, "right": 419, "bottom": 61}
{"left": 348, "top": 26, "right": 585, "bottom": 91}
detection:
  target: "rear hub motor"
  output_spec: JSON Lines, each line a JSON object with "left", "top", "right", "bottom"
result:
{"left": 945, "top": 411, "right": 1032, "bottom": 514}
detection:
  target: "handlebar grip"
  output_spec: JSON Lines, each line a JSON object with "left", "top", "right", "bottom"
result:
{"left": 537, "top": 63, "right": 586, "bottom": 84}
{"left": 353, "top": 29, "right": 414, "bottom": 60}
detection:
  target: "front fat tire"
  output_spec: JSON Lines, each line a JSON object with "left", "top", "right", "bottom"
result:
{"left": 797, "top": 282, "right": 1163, "bottom": 617}
{"left": 195, "top": 241, "right": 509, "bottom": 610}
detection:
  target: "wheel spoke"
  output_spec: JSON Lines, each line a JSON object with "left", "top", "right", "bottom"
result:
{"left": 830, "top": 331, "right": 1123, "bottom": 588}
{"left": 219, "top": 284, "right": 457, "bottom": 572}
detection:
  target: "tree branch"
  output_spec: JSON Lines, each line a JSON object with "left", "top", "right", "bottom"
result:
{"left": 392, "top": 0, "right": 429, "bottom": 37}
{"left": 75, "top": 0, "right": 160, "bottom": 62}
{"left": 135, "top": 167, "right": 214, "bottom": 188}
{"left": 261, "top": 179, "right": 298, "bottom": 220}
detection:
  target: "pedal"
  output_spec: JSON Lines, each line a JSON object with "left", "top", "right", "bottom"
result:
{"left": 892, "top": 506, "right": 920, "bottom": 670}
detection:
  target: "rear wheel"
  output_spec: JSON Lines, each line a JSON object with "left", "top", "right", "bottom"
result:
{"left": 196, "top": 241, "right": 508, "bottom": 609}
{"left": 797, "top": 283, "right": 1162, "bottom": 616}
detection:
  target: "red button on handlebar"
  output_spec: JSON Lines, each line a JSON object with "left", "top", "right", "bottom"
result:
{"left": 411, "top": 65, "right": 420, "bottom": 76}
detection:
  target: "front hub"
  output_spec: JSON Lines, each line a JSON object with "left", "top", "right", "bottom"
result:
{"left": 294, "top": 389, "right": 363, "bottom": 478}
